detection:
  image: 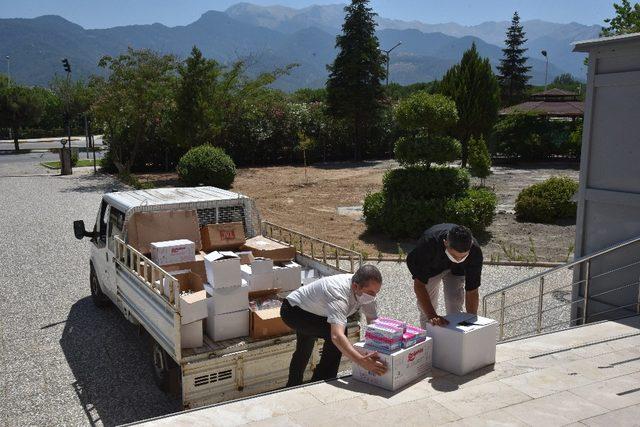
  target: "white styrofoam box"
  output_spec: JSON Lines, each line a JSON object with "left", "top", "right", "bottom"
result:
{"left": 179, "top": 290, "right": 208, "bottom": 324}
{"left": 205, "top": 280, "right": 249, "bottom": 316}
{"left": 251, "top": 258, "right": 274, "bottom": 275}
{"left": 240, "top": 264, "right": 274, "bottom": 291}
{"left": 352, "top": 339, "right": 432, "bottom": 391}
{"left": 273, "top": 261, "right": 302, "bottom": 291}
{"left": 181, "top": 320, "right": 203, "bottom": 348}
{"left": 425, "top": 313, "right": 497, "bottom": 376}
{"left": 206, "top": 309, "right": 249, "bottom": 342}
{"left": 151, "top": 239, "right": 195, "bottom": 266}
{"left": 204, "top": 251, "right": 241, "bottom": 288}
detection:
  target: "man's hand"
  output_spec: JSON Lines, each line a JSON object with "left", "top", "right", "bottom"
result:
{"left": 429, "top": 315, "right": 449, "bottom": 326}
{"left": 358, "top": 352, "right": 387, "bottom": 376}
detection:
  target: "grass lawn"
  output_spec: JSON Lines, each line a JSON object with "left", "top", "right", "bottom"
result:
{"left": 41, "top": 159, "right": 103, "bottom": 169}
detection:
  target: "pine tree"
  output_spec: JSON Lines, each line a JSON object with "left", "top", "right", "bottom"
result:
{"left": 498, "top": 12, "right": 531, "bottom": 106}
{"left": 173, "top": 46, "right": 221, "bottom": 150}
{"left": 326, "top": 0, "right": 386, "bottom": 161}
{"left": 440, "top": 42, "right": 500, "bottom": 167}
{"left": 468, "top": 135, "right": 492, "bottom": 186}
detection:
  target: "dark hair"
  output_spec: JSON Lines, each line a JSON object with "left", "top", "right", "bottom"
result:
{"left": 352, "top": 265, "right": 382, "bottom": 287}
{"left": 447, "top": 225, "right": 473, "bottom": 252}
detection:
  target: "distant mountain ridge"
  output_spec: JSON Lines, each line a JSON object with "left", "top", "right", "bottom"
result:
{"left": 0, "top": 3, "right": 600, "bottom": 91}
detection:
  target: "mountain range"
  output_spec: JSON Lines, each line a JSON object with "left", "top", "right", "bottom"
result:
{"left": 0, "top": 3, "right": 601, "bottom": 91}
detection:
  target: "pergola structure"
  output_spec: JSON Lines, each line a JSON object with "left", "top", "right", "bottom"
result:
{"left": 499, "top": 88, "right": 584, "bottom": 120}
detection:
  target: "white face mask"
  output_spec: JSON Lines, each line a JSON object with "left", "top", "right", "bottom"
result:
{"left": 445, "top": 248, "right": 469, "bottom": 264}
{"left": 356, "top": 291, "right": 377, "bottom": 305}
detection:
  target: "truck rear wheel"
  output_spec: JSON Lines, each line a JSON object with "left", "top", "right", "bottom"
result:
{"left": 151, "top": 340, "right": 181, "bottom": 396}
{"left": 90, "top": 265, "right": 110, "bottom": 308}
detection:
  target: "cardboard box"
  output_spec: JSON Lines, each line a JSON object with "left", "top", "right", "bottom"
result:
{"left": 251, "top": 258, "right": 274, "bottom": 274}
{"left": 274, "top": 261, "right": 302, "bottom": 292}
{"left": 180, "top": 290, "right": 208, "bottom": 324}
{"left": 163, "top": 260, "right": 206, "bottom": 281}
{"left": 200, "top": 222, "right": 246, "bottom": 252}
{"left": 204, "top": 280, "right": 249, "bottom": 315}
{"left": 236, "top": 251, "right": 255, "bottom": 265}
{"left": 204, "top": 251, "right": 241, "bottom": 288}
{"left": 352, "top": 339, "right": 432, "bottom": 391}
{"left": 150, "top": 239, "right": 196, "bottom": 266}
{"left": 206, "top": 309, "right": 249, "bottom": 342}
{"left": 425, "top": 313, "right": 497, "bottom": 376}
{"left": 181, "top": 320, "right": 203, "bottom": 349}
{"left": 127, "top": 210, "right": 202, "bottom": 254}
{"left": 241, "top": 264, "right": 275, "bottom": 292}
{"left": 164, "top": 271, "right": 207, "bottom": 324}
{"left": 249, "top": 290, "right": 291, "bottom": 339}
{"left": 241, "top": 236, "right": 296, "bottom": 262}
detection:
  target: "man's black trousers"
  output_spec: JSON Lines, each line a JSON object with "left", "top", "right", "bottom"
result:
{"left": 280, "top": 299, "right": 346, "bottom": 387}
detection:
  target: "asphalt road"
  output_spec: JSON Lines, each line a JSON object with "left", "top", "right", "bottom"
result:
{"left": 0, "top": 135, "right": 104, "bottom": 151}
{"left": 0, "top": 153, "right": 571, "bottom": 426}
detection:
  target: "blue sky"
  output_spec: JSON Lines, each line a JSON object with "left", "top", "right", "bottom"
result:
{"left": 0, "top": 0, "right": 615, "bottom": 28}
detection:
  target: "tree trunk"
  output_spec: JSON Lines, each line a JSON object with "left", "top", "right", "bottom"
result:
{"left": 13, "top": 128, "right": 19, "bottom": 152}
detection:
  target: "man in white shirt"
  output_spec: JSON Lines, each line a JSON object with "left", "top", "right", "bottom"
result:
{"left": 281, "top": 265, "right": 387, "bottom": 386}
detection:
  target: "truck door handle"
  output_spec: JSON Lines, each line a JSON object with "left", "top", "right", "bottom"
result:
{"left": 106, "top": 252, "right": 109, "bottom": 262}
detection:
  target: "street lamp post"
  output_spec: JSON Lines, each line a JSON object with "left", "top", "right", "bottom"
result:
{"left": 541, "top": 50, "right": 549, "bottom": 91}
{"left": 382, "top": 42, "right": 402, "bottom": 86}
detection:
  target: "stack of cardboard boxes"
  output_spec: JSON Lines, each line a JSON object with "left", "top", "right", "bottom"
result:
{"left": 131, "top": 211, "right": 314, "bottom": 349}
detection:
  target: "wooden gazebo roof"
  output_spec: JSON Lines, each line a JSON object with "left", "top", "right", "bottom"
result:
{"left": 499, "top": 88, "right": 584, "bottom": 118}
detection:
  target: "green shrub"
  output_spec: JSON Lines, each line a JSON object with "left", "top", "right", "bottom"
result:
{"left": 566, "top": 124, "right": 583, "bottom": 158}
{"left": 363, "top": 192, "right": 386, "bottom": 232}
{"left": 445, "top": 188, "right": 497, "bottom": 234}
{"left": 394, "top": 135, "right": 461, "bottom": 166}
{"left": 468, "top": 136, "right": 492, "bottom": 182}
{"left": 177, "top": 145, "right": 236, "bottom": 188}
{"left": 515, "top": 176, "right": 578, "bottom": 223}
{"left": 382, "top": 166, "right": 469, "bottom": 200}
{"left": 372, "top": 197, "right": 449, "bottom": 238}
{"left": 394, "top": 92, "right": 458, "bottom": 133}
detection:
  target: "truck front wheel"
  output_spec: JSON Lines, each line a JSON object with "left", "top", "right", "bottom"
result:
{"left": 90, "top": 265, "right": 110, "bottom": 308}
{"left": 151, "top": 340, "right": 181, "bottom": 396}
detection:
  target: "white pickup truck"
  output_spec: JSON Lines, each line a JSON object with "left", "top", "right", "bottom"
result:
{"left": 73, "top": 187, "right": 362, "bottom": 409}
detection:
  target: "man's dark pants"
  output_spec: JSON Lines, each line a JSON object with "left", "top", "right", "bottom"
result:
{"left": 280, "top": 299, "right": 346, "bottom": 387}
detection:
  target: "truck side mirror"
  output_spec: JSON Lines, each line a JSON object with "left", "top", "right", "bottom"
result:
{"left": 74, "top": 220, "right": 88, "bottom": 240}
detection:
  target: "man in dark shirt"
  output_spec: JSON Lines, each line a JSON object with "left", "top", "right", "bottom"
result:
{"left": 406, "top": 223, "right": 483, "bottom": 328}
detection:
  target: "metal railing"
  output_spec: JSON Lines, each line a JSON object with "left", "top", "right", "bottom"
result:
{"left": 114, "top": 236, "right": 180, "bottom": 309}
{"left": 261, "top": 221, "right": 363, "bottom": 273}
{"left": 483, "top": 235, "right": 640, "bottom": 341}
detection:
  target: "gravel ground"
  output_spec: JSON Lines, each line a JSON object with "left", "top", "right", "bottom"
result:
{"left": 0, "top": 155, "right": 574, "bottom": 426}
{"left": 0, "top": 167, "right": 179, "bottom": 426}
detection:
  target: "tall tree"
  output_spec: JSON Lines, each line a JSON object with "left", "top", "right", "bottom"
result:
{"left": 0, "top": 85, "right": 44, "bottom": 151}
{"left": 601, "top": 0, "right": 640, "bottom": 36}
{"left": 173, "top": 46, "right": 221, "bottom": 150}
{"left": 498, "top": 12, "right": 531, "bottom": 106}
{"left": 326, "top": 0, "right": 386, "bottom": 161}
{"left": 92, "top": 48, "right": 176, "bottom": 174}
{"left": 440, "top": 43, "right": 500, "bottom": 167}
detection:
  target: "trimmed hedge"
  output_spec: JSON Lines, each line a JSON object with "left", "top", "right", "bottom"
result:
{"left": 382, "top": 166, "right": 469, "bottom": 200}
{"left": 445, "top": 188, "right": 497, "bottom": 234}
{"left": 363, "top": 188, "right": 497, "bottom": 238}
{"left": 394, "top": 135, "right": 461, "bottom": 166}
{"left": 515, "top": 176, "right": 578, "bottom": 223}
{"left": 177, "top": 145, "right": 236, "bottom": 189}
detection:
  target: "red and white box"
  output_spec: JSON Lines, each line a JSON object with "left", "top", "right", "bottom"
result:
{"left": 150, "top": 239, "right": 196, "bottom": 266}
{"left": 353, "top": 339, "right": 432, "bottom": 391}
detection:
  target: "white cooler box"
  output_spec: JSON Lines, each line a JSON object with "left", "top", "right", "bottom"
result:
{"left": 352, "top": 339, "right": 432, "bottom": 391}
{"left": 426, "top": 312, "right": 497, "bottom": 376}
